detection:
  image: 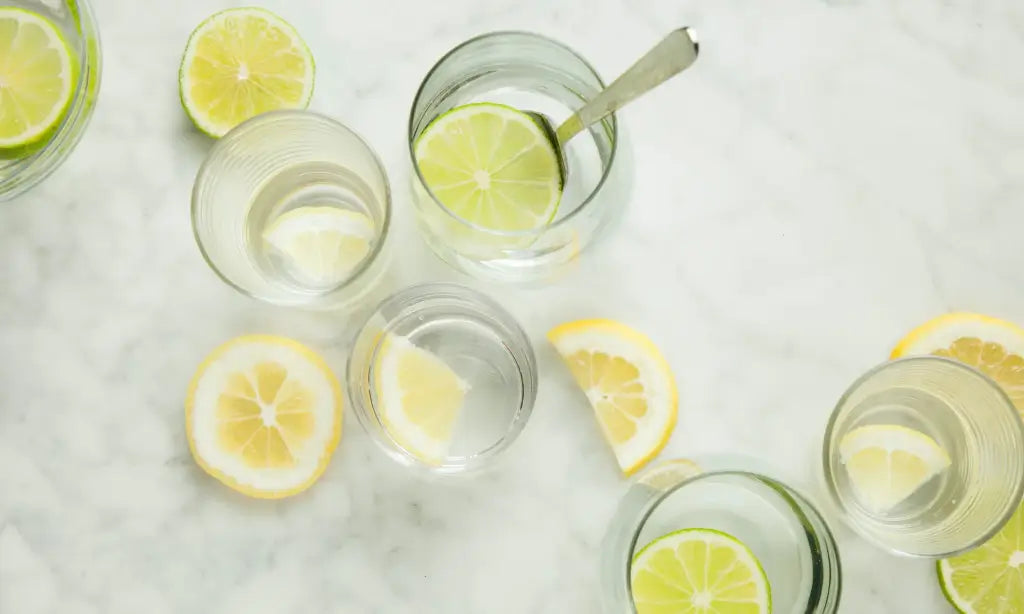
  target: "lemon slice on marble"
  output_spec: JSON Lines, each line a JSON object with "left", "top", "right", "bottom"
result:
{"left": 631, "top": 528, "right": 771, "bottom": 614}
{"left": 374, "top": 334, "right": 469, "bottom": 464}
{"left": 414, "top": 102, "right": 562, "bottom": 231}
{"left": 838, "top": 424, "right": 951, "bottom": 513}
{"left": 891, "top": 312, "right": 1024, "bottom": 413}
{"left": 263, "top": 207, "right": 375, "bottom": 287}
{"left": 186, "top": 335, "right": 342, "bottom": 498}
{"left": 0, "top": 8, "right": 74, "bottom": 148}
{"left": 939, "top": 502, "right": 1024, "bottom": 614}
{"left": 179, "top": 7, "right": 314, "bottom": 137}
{"left": 548, "top": 319, "right": 677, "bottom": 475}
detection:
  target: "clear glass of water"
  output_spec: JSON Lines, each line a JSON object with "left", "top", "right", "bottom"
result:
{"left": 347, "top": 283, "right": 537, "bottom": 474}
{"left": 407, "top": 31, "right": 631, "bottom": 283}
{"left": 1, "top": 0, "right": 102, "bottom": 200}
{"left": 192, "top": 110, "right": 391, "bottom": 310}
{"left": 602, "top": 456, "right": 842, "bottom": 613}
{"left": 823, "top": 356, "right": 1024, "bottom": 557}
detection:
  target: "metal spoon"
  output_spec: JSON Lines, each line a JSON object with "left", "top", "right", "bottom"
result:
{"left": 527, "top": 27, "right": 700, "bottom": 186}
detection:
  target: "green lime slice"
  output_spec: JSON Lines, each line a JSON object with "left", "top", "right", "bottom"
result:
{"left": 0, "top": 8, "right": 75, "bottom": 149}
{"left": 414, "top": 102, "right": 562, "bottom": 232}
{"left": 939, "top": 502, "right": 1024, "bottom": 613}
{"left": 631, "top": 528, "right": 772, "bottom": 613}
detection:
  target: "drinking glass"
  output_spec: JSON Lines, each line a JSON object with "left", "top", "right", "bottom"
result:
{"left": 347, "top": 283, "right": 537, "bottom": 474}
{"left": 408, "top": 31, "right": 631, "bottom": 282}
{"left": 192, "top": 110, "right": 392, "bottom": 310}
{"left": 602, "top": 456, "right": 842, "bottom": 613}
{"left": 823, "top": 356, "right": 1024, "bottom": 557}
{"left": 0, "top": 0, "right": 101, "bottom": 200}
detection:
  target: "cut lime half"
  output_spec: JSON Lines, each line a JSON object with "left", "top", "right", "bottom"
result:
{"left": 939, "top": 502, "right": 1024, "bottom": 613}
{"left": 0, "top": 8, "right": 75, "bottom": 148}
{"left": 414, "top": 102, "right": 562, "bottom": 232}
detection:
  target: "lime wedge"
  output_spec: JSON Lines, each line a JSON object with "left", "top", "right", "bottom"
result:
{"left": 178, "top": 8, "right": 314, "bottom": 137}
{"left": 263, "top": 207, "right": 375, "bottom": 288}
{"left": 414, "top": 102, "right": 562, "bottom": 232}
{"left": 631, "top": 528, "right": 771, "bottom": 614}
{"left": 939, "top": 502, "right": 1024, "bottom": 613}
{"left": 0, "top": 8, "right": 74, "bottom": 148}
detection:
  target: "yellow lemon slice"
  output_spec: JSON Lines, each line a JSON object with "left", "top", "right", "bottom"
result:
{"left": 637, "top": 458, "right": 702, "bottom": 491}
{"left": 374, "top": 334, "right": 469, "bottom": 465}
{"left": 631, "top": 528, "right": 771, "bottom": 614}
{"left": 179, "top": 7, "right": 314, "bottom": 137}
{"left": 891, "top": 312, "right": 1024, "bottom": 414}
{"left": 263, "top": 207, "right": 375, "bottom": 288}
{"left": 838, "top": 424, "right": 951, "bottom": 513}
{"left": 548, "top": 319, "right": 677, "bottom": 475}
{"left": 186, "top": 335, "right": 342, "bottom": 498}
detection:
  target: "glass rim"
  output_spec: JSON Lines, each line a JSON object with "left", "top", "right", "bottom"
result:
{"left": 190, "top": 109, "right": 393, "bottom": 307}
{"left": 1, "top": 0, "right": 102, "bottom": 201}
{"left": 346, "top": 282, "right": 537, "bottom": 474}
{"left": 615, "top": 468, "right": 842, "bottom": 612}
{"left": 822, "top": 354, "right": 1024, "bottom": 558}
{"left": 406, "top": 29, "right": 620, "bottom": 238}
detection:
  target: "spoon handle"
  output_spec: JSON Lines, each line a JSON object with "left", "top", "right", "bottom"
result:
{"left": 555, "top": 27, "right": 699, "bottom": 144}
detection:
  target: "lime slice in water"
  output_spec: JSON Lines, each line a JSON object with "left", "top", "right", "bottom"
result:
{"left": 631, "top": 528, "right": 771, "bottom": 614}
{"left": 414, "top": 102, "right": 562, "bottom": 232}
{"left": 939, "top": 502, "right": 1024, "bottom": 614}
{"left": 0, "top": 8, "right": 75, "bottom": 149}
{"left": 263, "top": 207, "right": 375, "bottom": 288}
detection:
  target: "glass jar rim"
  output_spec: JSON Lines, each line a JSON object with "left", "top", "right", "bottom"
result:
{"left": 190, "top": 109, "right": 393, "bottom": 308}
{"left": 406, "top": 30, "right": 620, "bottom": 238}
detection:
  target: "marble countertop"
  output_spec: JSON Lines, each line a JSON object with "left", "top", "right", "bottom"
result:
{"left": 3, "top": 0, "right": 1023, "bottom": 611}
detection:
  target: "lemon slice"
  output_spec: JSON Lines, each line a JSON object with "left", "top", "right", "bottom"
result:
{"left": 0, "top": 8, "right": 74, "bottom": 148}
{"left": 631, "top": 528, "right": 771, "bottom": 614}
{"left": 548, "top": 319, "right": 677, "bottom": 475}
{"left": 638, "top": 458, "right": 702, "bottom": 490}
{"left": 891, "top": 312, "right": 1024, "bottom": 413}
{"left": 939, "top": 502, "right": 1024, "bottom": 614}
{"left": 838, "top": 424, "right": 951, "bottom": 513}
{"left": 374, "top": 334, "right": 469, "bottom": 464}
{"left": 179, "top": 8, "right": 314, "bottom": 137}
{"left": 263, "top": 207, "right": 375, "bottom": 287}
{"left": 186, "top": 335, "right": 342, "bottom": 498}
{"left": 414, "top": 102, "right": 562, "bottom": 232}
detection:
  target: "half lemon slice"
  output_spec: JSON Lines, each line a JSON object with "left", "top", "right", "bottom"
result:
{"left": 263, "top": 207, "right": 376, "bottom": 288}
{"left": 548, "top": 319, "right": 677, "bottom": 475}
{"left": 374, "top": 334, "right": 469, "bottom": 464}
{"left": 186, "top": 335, "right": 342, "bottom": 498}
{"left": 838, "top": 424, "right": 951, "bottom": 513}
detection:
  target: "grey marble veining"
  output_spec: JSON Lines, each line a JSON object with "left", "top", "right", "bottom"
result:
{"left": 2, "top": 0, "right": 1023, "bottom": 611}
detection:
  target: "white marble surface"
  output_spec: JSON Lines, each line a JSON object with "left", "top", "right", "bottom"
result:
{"left": 2, "top": 0, "right": 1024, "bottom": 611}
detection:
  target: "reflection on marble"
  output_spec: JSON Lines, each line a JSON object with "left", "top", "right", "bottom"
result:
{"left": 2, "top": 0, "right": 1022, "bottom": 611}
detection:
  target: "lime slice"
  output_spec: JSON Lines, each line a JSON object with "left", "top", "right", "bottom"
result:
{"left": 631, "top": 528, "right": 771, "bottom": 614}
{"left": 374, "top": 334, "right": 469, "bottom": 464}
{"left": 414, "top": 102, "right": 562, "bottom": 232}
{"left": 0, "top": 8, "right": 75, "bottom": 148}
{"left": 179, "top": 8, "right": 314, "bottom": 137}
{"left": 939, "top": 502, "right": 1024, "bottom": 614}
{"left": 838, "top": 424, "right": 951, "bottom": 513}
{"left": 263, "top": 207, "right": 375, "bottom": 288}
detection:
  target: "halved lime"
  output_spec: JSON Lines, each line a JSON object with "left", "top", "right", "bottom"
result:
{"left": 631, "top": 528, "right": 771, "bottom": 613}
{"left": 0, "top": 8, "right": 75, "bottom": 148}
{"left": 414, "top": 102, "right": 562, "bottom": 232}
{"left": 178, "top": 8, "right": 314, "bottom": 137}
{"left": 263, "top": 207, "right": 375, "bottom": 288}
{"left": 939, "top": 502, "right": 1024, "bottom": 613}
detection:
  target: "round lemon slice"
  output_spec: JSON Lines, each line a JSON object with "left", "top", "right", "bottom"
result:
{"left": 179, "top": 8, "right": 314, "bottom": 137}
{"left": 547, "top": 319, "right": 677, "bottom": 475}
{"left": 414, "top": 102, "right": 562, "bottom": 232}
{"left": 374, "top": 334, "right": 469, "bottom": 465}
{"left": 939, "top": 502, "right": 1024, "bottom": 614}
{"left": 0, "top": 8, "right": 74, "bottom": 148}
{"left": 891, "top": 312, "right": 1024, "bottom": 413}
{"left": 838, "top": 424, "right": 951, "bottom": 513}
{"left": 263, "top": 207, "right": 376, "bottom": 288}
{"left": 631, "top": 528, "right": 771, "bottom": 614}
{"left": 186, "top": 335, "right": 342, "bottom": 498}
